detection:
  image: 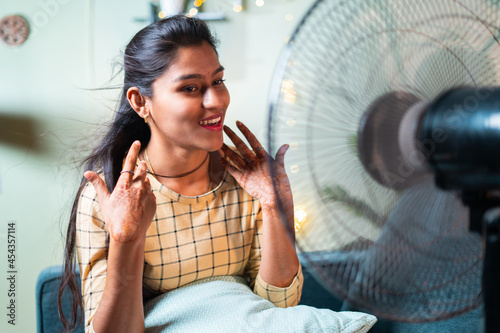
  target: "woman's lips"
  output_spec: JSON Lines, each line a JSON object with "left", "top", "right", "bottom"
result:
{"left": 199, "top": 114, "right": 223, "bottom": 131}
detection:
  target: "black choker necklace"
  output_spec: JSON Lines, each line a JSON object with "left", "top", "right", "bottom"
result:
{"left": 144, "top": 149, "right": 210, "bottom": 179}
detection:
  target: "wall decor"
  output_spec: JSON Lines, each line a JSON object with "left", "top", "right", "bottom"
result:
{"left": 0, "top": 15, "right": 30, "bottom": 46}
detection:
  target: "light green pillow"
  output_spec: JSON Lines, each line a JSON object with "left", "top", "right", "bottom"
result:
{"left": 145, "top": 275, "right": 376, "bottom": 333}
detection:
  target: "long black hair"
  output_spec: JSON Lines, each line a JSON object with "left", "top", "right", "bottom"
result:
{"left": 58, "top": 15, "right": 219, "bottom": 332}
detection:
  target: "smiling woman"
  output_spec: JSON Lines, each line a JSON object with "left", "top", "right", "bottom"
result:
{"left": 127, "top": 40, "right": 230, "bottom": 180}
{"left": 57, "top": 15, "right": 302, "bottom": 333}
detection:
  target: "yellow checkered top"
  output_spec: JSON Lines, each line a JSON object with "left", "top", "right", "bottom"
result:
{"left": 76, "top": 170, "right": 303, "bottom": 331}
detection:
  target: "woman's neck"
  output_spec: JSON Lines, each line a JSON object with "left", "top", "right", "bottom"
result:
{"left": 142, "top": 139, "right": 212, "bottom": 196}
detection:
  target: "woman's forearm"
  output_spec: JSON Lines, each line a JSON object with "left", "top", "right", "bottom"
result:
{"left": 259, "top": 204, "right": 300, "bottom": 288}
{"left": 83, "top": 142, "right": 156, "bottom": 332}
{"left": 91, "top": 239, "right": 146, "bottom": 333}
{"left": 219, "top": 123, "right": 299, "bottom": 287}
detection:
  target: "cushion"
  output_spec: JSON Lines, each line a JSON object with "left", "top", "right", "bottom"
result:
{"left": 144, "top": 275, "right": 377, "bottom": 333}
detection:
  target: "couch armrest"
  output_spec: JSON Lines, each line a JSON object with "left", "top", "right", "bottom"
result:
{"left": 36, "top": 266, "right": 84, "bottom": 333}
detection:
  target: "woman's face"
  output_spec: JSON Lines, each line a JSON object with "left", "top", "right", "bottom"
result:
{"left": 147, "top": 41, "right": 230, "bottom": 152}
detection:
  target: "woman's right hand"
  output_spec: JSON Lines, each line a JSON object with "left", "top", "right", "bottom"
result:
{"left": 84, "top": 140, "right": 157, "bottom": 243}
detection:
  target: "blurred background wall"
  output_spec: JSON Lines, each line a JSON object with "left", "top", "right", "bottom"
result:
{"left": 0, "top": 0, "right": 315, "bottom": 331}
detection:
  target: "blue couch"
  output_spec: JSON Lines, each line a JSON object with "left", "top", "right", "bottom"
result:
{"left": 36, "top": 266, "right": 85, "bottom": 333}
{"left": 36, "top": 260, "right": 481, "bottom": 333}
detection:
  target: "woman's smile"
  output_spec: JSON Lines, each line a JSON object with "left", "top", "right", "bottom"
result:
{"left": 198, "top": 113, "right": 223, "bottom": 131}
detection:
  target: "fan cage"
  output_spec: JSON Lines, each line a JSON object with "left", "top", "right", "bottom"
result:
{"left": 267, "top": 0, "right": 500, "bottom": 322}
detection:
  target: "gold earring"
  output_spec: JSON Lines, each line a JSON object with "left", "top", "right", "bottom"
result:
{"left": 144, "top": 115, "right": 149, "bottom": 124}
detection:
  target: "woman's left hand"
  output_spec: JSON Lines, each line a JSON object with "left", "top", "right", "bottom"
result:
{"left": 220, "top": 121, "right": 293, "bottom": 222}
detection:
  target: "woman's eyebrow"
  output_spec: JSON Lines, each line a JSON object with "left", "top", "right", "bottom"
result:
{"left": 213, "top": 65, "right": 225, "bottom": 75}
{"left": 173, "top": 65, "right": 225, "bottom": 82}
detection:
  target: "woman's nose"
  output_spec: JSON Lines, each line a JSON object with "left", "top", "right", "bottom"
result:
{"left": 203, "top": 87, "right": 229, "bottom": 110}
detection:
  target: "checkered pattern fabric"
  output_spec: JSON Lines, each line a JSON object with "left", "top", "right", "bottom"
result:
{"left": 76, "top": 170, "right": 303, "bottom": 332}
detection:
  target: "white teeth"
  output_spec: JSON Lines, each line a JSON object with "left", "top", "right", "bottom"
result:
{"left": 199, "top": 116, "right": 221, "bottom": 126}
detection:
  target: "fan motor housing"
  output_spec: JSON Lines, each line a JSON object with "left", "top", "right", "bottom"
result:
{"left": 421, "top": 87, "right": 500, "bottom": 191}
{"left": 358, "top": 91, "right": 430, "bottom": 191}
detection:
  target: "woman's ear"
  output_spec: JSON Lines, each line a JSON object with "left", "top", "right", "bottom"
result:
{"left": 127, "top": 87, "right": 150, "bottom": 120}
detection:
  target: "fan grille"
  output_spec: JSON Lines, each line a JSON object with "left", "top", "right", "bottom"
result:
{"left": 268, "top": 0, "right": 500, "bottom": 321}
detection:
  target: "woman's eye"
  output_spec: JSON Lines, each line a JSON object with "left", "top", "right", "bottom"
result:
{"left": 184, "top": 86, "right": 198, "bottom": 93}
{"left": 213, "top": 79, "right": 225, "bottom": 86}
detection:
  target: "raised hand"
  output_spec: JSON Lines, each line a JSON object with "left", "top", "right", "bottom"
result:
{"left": 84, "top": 141, "right": 157, "bottom": 243}
{"left": 220, "top": 121, "right": 294, "bottom": 223}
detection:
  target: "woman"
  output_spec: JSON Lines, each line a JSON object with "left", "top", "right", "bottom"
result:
{"left": 59, "top": 15, "right": 302, "bottom": 333}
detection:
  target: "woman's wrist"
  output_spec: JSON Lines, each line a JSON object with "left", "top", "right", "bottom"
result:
{"left": 261, "top": 200, "right": 294, "bottom": 224}
{"left": 106, "top": 237, "right": 146, "bottom": 291}
{"left": 109, "top": 235, "right": 146, "bottom": 252}
{"left": 108, "top": 221, "right": 149, "bottom": 244}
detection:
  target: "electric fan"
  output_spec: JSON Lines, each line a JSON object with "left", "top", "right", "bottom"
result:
{"left": 267, "top": 0, "right": 500, "bottom": 331}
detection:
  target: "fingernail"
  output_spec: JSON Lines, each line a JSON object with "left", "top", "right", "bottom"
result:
{"left": 134, "top": 140, "right": 140, "bottom": 146}
{"left": 236, "top": 120, "right": 242, "bottom": 126}
{"left": 83, "top": 171, "right": 92, "bottom": 180}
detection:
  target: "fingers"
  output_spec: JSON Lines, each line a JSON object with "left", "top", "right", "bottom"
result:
{"left": 84, "top": 171, "right": 110, "bottom": 201}
{"left": 133, "top": 160, "right": 152, "bottom": 194}
{"left": 275, "top": 144, "right": 289, "bottom": 168}
{"left": 134, "top": 160, "right": 148, "bottom": 183}
{"left": 144, "top": 176, "right": 152, "bottom": 193}
{"left": 220, "top": 144, "right": 247, "bottom": 169}
{"left": 220, "top": 157, "right": 243, "bottom": 179}
{"left": 224, "top": 121, "right": 268, "bottom": 168}
{"left": 234, "top": 121, "right": 267, "bottom": 158}
{"left": 223, "top": 124, "right": 253, "bottom": 158}
{"left": 120, "top": 141, "right": 142, "bottom": 184}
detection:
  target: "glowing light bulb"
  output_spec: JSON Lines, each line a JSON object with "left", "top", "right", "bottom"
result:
{"left": 194, "top": 0, "right": 203, "bottom": 7}
{"left": 189, "top": 8, "right": 198, "bottom": 16}
{"left": 256, "top": 0, "right": 265, "bottom": 7}
{"left": 294, "top": 206, "right": 307, "bottom": 232}
{"left": 233, "top": 5, "right": 243, "bottom": 12}
{"left": 281, "top": 80, "right": 297, "bottom": 104}
{"left": 158, "top": 11, "right": 166, "bottom": 19}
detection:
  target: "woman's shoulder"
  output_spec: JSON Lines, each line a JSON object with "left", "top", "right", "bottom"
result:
{"left": 76, "top": 173, "right": 108, "bottom": 230}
